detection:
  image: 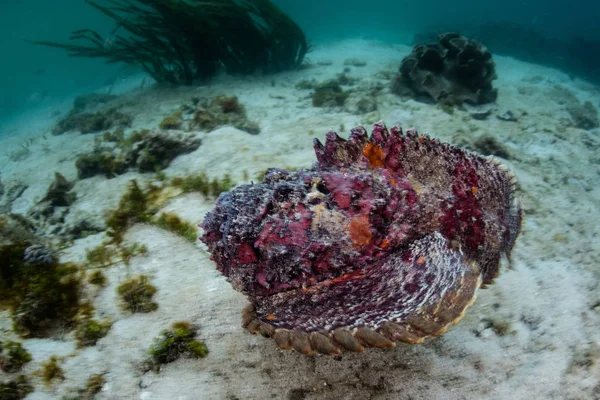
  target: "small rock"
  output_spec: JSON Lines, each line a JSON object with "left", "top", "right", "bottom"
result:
{"left": 128, "top": 130, "right": 202, "bottom": 172}
{"left": 312, "top": 79, "right": 349, "bottom": 108}
{"left": 53, "top": 107, "right": 133, "bottom": 135}
{"left": 464, "top": 103, "right": 495, "bottom": 120}
{"left": 470, "top": 110, "right": 492, "bottom": 120}
{"left": 480, "top": 328, "right": 493, "bottom": 339}
{"left": 75, "top": 149, "right": 126, "bottom": 179}
{"left": 189, "top": 96, "right": 260, "bottom": 135}
{"left": 139, "top": 374, "right": 154, "bottom": 389}
{"left": 497, "top": 110, "right": 518, "bottom": 122}
{"left": 140, "top": 391, "right": 154, "bottom": 400}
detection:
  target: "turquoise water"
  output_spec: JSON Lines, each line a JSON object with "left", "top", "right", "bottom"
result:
{"left": 0, "top": 0, "right": 598, "bottom": 119}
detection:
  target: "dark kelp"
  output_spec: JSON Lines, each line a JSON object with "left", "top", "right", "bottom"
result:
{"left": 32, "top": 0, "right": 308, "bottom": 84}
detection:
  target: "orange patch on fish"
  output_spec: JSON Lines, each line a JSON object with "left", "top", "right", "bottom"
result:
{"left": 348, "top": 215, "right": 372, "bottom": 248}
{"left": 363, "top": 143, "right": 386, "bottom": 168}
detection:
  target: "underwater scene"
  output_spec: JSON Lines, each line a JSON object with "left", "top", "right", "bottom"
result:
{"left": 1, "top": 0, "right": 599, "bottom": 399}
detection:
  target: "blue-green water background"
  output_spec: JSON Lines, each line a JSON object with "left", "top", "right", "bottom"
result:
{"left": 0, "top": 0, "right": 598, "bottom": 120}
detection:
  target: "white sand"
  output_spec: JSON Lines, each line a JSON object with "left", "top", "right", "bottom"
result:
{"left": 1, "top": 39, "right": 599, "bottom": 399}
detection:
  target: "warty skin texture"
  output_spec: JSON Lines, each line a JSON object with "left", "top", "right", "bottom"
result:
{"left": 201, "top": 121, "right": 521, "bottom": 355}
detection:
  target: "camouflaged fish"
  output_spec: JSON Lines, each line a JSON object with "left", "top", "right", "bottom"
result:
{"left": 201, "top": 121, "right": 522, "bottom": 355}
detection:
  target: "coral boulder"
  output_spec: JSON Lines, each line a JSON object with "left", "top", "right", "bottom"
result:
{"left": 393, "top": 33, "right": 498, "bottom": 105}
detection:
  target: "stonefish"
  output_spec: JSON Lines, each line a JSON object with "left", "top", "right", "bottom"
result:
{"left": 201, "top": 122, "right": 521, "bottom": 355}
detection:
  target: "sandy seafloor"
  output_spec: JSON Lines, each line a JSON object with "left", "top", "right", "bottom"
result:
{"left": 1, "top": 39, "right": 600, "bottom": 400}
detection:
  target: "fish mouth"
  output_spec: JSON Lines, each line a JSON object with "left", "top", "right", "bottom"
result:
{"left": 259, "top": 266, "right": 369, "bottom": 297}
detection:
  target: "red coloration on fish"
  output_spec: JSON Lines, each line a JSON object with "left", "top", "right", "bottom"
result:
{"left": 201, "top": 122, "right": 521, "bottom": 352}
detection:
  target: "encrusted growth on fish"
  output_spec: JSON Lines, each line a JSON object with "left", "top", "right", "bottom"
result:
{"left": 201, "top": 121, "right": 521, "bottom": 355}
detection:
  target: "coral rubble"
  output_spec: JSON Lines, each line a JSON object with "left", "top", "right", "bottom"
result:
{"left": 188, "top": 96, "right": 260, "bottom": 134}
{"left": 53, "top": 107, "right": 132, "bottom": 135}
{"left": 75, "top": 150, "right": 127, "bottom": 179}
{"left": 50, "top": 91, "right": 122, "bottom": 136}
{"left": 158, "top": 112, "right": 183, "bottom": 130}
{"left": 24, "top": 172, "right": 80, "bottom": 240}
{"left": 392, "top": 33, "right": 497, "bottom": 105}
{"left": 75, "top": 129, "right": 201, "bottom": 178}
{"left": 312, "top": 79, "right": 349, "bottom": 107}
{"left": 201, "top": 122, "right": 521, "bottom": 355}
{"left": 126, "top": 130, "right": 201, "bottom": 172}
